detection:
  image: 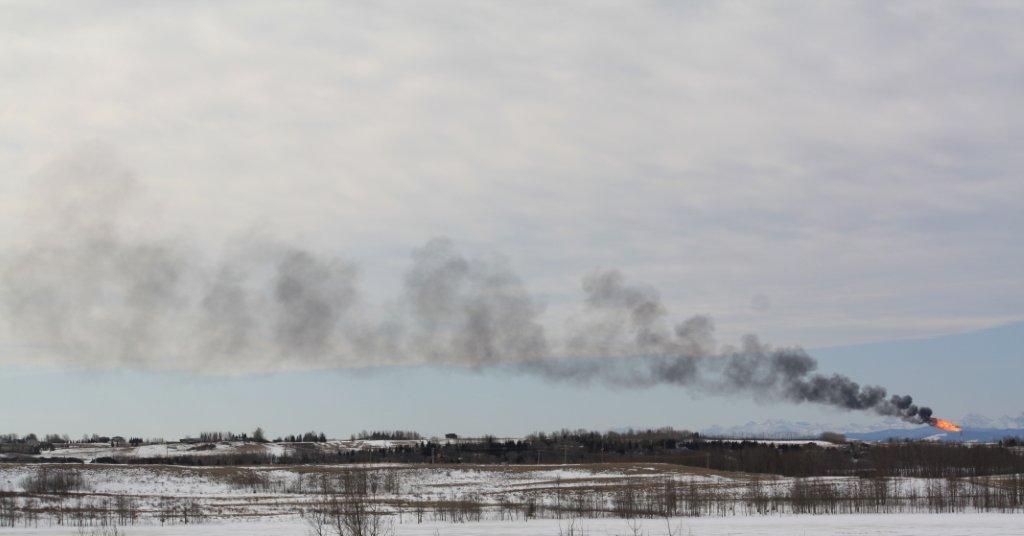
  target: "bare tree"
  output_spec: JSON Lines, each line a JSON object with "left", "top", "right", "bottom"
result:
{"left": 304, "top": 473, "right": 394, "bottom": 536}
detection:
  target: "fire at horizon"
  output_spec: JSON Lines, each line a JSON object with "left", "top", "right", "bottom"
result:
{"left": 930, "top": 418, "right": 963, "bottom": 433}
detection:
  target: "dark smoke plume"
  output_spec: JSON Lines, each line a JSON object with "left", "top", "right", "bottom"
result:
{"left": 0, "top": 151, "right": 933, "bottom": 423}
{"left": 518, "top": 270, "right": 932, "bottom": 424}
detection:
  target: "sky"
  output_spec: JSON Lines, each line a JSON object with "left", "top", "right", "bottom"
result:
{"left": 0, "top": 2, "right": 1022, "bottom": 436}
{"left": 0, "top": 322, "right": 1021, "bottom": 439}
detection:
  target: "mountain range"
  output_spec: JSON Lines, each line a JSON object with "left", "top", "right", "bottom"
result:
{"left": 699, "top": 415, "right": 1024, "bottom": 442}
{"left": 699, "top": 321, "right": 1023, "bottom": 440}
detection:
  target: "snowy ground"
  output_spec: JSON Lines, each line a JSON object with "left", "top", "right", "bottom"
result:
{"left": 1, "top": 462, "right": 1020, "bottom": 534}
{"left": 1, "top": 514, "right": 1023, "bottom": 535}
{"left": 0, "top": 462, "right": 729, "bottom": 519}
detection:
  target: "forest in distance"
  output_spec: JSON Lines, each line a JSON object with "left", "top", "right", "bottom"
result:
{"left": 3, "top": 427, "right": 1023, "bottom": 478}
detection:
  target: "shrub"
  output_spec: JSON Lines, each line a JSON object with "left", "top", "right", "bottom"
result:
{"left": 19, "top": 467, "right": 88, "bottom": 494}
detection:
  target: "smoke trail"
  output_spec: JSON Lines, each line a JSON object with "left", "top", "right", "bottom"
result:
{"left": 0, "top": 151, "right": 933, "bottom": 422}
{"left": 518, "top": 269, "right": 932, "bottom": 424}
{"left": 403, "top": 238, "right": 548, "bottom": 365}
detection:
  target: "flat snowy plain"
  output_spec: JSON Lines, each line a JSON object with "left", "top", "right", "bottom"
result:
{"left": 3, "top": 449, "right": 1022, "bottom": 535}
{"left": 1, "top": 514, "right": 1022, "bottom": 535}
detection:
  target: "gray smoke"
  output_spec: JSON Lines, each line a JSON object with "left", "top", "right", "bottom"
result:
{"left": 0, "top": 150, "right": 372, "bottom": 372}
{"left": 403, "top": 238, "right": 548, "bottom": 365}
{"left": 0, "top": 151, "right": 934, "bottom": 422}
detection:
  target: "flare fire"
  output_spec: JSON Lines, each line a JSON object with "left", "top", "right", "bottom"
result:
{"left": 929, "top": 418, "right": 962, "bottom": 433}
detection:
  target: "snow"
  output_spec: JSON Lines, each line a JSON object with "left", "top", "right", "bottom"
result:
{"left": 0, "top": 514, "right": 1022, "bottom": 535}
{"left": 1, "top": 462, "right": 1020, "bottom": 535}
{"left": 715, "top": 439, "right": 839, "bottom": 447}
{"left": 263, "top": 442, "right": 288, "bottom": 457}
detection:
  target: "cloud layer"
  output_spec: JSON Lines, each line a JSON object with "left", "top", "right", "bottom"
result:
{"left": 0, "top": 2, "right": 1021, "bottom": 352}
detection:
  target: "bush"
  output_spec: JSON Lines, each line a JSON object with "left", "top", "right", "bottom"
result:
{"left": 19, "top": 467, "right": 88, "bottom": 494}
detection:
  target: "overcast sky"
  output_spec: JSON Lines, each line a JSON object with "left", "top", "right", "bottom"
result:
{"left": 1, "top": 1, "right": 1022, "bottom": 362}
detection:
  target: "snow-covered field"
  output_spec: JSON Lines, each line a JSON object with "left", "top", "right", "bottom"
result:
{"left": 0, "top": 462, "right": 725, "bottom": 511}
{"left": 1, "top": 462, "right": 1020, "bottom": 534}
{"left": 1, "top": 514, "right": 1022, "bottom": 535}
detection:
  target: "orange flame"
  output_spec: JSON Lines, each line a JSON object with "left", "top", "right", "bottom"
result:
{"left": 930, "top": 418, "right": 962, "bottom": 433}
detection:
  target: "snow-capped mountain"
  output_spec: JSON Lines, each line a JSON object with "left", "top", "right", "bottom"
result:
{"left": 700, "top": 413, "right": 1024, "bottom": 439}
{"left": 959, "top": 412, "right": 1024, "bottom": 430}
{"left": 700, "top": 418, "right": 912, "bottom": 438}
